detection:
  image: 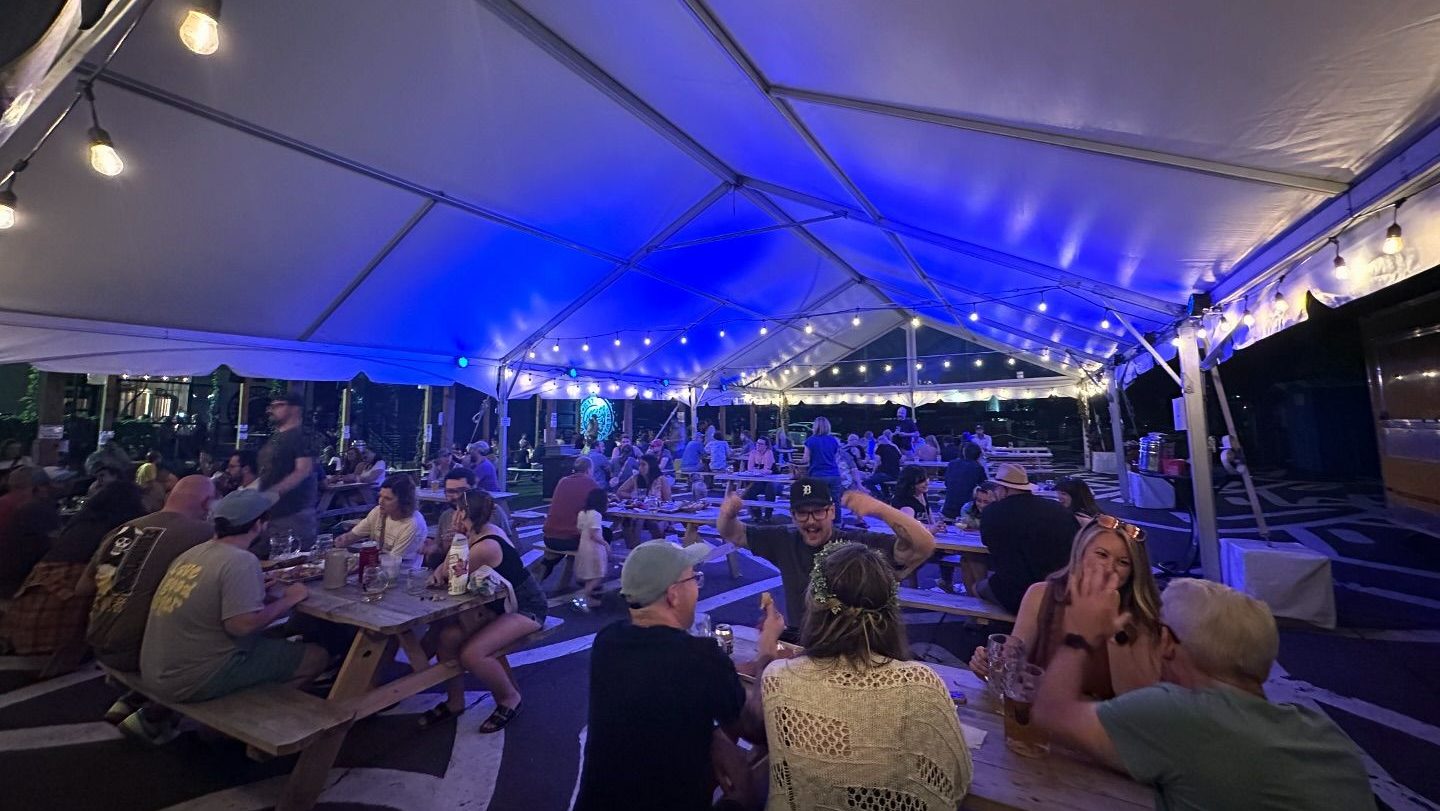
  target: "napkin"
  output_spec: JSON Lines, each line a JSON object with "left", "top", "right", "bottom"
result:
{"left": 961, "top": 722, "right": 988, "bottom": 749}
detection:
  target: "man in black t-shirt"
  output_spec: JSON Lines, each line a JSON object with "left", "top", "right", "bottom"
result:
{"left": 256, "top": 392, "right": 319, "bottom": 555}
{"left": 717, "top": 478, "right": 934, "bottom": 632}
{"left": 976, "top": 463, "right": 1077, "bottom": 613}
{"left": 864, "top": 433, "right": 903, "bottom": 498}
{"left": 941, "top": 442, "right": 987, "bottom": 519}
{"left": 576, "top": 541, "right": 783, "bottom": 811}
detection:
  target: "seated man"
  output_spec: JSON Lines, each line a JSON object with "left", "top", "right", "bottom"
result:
{"left": 537, "top": 457, "right": 600, "bottom": 581}
{"left": 575, "top": 540, "right": 783, "bottom": 811}
{"left": 705, "top": 434, "right": 729, "bottom": 473}
{"left": 1036, "top": 575, "right": 1375, "bottom": 811}
{"left": 975, "top": 464, "right": 1075, "bottom": 613}
{"left": 139, "top": 490, "right": 327, "bottom": 704}
{"left": 941, "top": 441, "right": 986, "bottom": 519}
{"left": 335, "top": 473, "right": 428, "bottom": 564}
{"left": 863, "top": 433, "right": 902, "bottom": 498}
{"left": 425, "top": 467, "right": 474, "bottom": 568}
{"left": 678, "top": 435, "right": 704, "bottom": 473}
{"left": 717, "top": 479, "right": 934, "bottom": 636}
{"left": 469, "top": 441, "right": 501, "bottom": 492}
{"left": 218, "top": 449, "right": 258, "bottom": 496}
{"left": 0, "top": 467, "right": 61, "bottom": 598}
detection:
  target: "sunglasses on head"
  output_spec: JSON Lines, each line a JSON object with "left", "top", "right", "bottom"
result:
{"left": 1091, "top": 513, "right": 1146, "bottom": 543}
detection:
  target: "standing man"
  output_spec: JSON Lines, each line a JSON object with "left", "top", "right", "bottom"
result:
{"left": 894, "top": 406, "right": 920, "bottom": 454}
{"left": 717, "top": 479, "right": 935, "bottom": 635}
{"left": 974, "top": 464, "right": 1074, "bottom": 613}
{"left": 941, "top": 442, "right": 986, "bottom": 519}
{"left": 575, "top": 540, "right": 783, "bottom": 811}
{"left": 257, "top": 392, "right": 319, "bottom": 555}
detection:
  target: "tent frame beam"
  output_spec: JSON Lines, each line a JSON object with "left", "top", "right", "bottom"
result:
{"left": 1176, "top": 319, "right": 1221, "bottom": 580}
{"left": 769, "top": 86, "right": 1348, "bottom": 195}
{"left": 1111, "top": 310, "right": 1183, "bottom": 387}
{"left": 300, "top": 199, "right": 435, "bottom": 340}
{"left": 652, "top": 213, "right": 844, "bottom": 251}
{"left": 701, "top": 279, "right": 862, "bottom": 382}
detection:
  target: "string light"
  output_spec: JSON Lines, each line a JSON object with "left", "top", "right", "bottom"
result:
{"left": 718, "top": 328, "right": 726, "bottom": 338}
{"left": 1041, "top": 349, "right": 1051, "bottom": 360}
{"left": 679, "top": 333, "right": 688, "bottom": 344}
{"left": 942, "top": 360, "right": 951, "bottom": 368}
{"left": 1329, "top": 236, "right": 1348, "bottom": 280}
{"left": 915, "top": 361, "right": 924, "bottom": 370}
{"left": 643, "top": 333, "right": 652, "bottom": 346}
{"left": 1037, "top": 293, "right": 1048, "bottom": 313}
{"left": 1219, "top": 311, "right": 1234, "bottom": 330}
{"left": 851, "top": 311, "right": 862, "bottom": 328}
{"left": 831, "top": 366, "right": 840, "bottom": 375}
{"left": 551, "top": 341, "right": 560, "bottom": 353}
{"left": 1242, "top": 303, "right": 1255, "bottom": 327}
{"left": 1272, "top": 289, "right": 1290, "bottom": 315}
{"left": 1007, "top": 357, "right": 1016, "bottom": 366}
{"left": 527, "top": 348, "right": 536, "bottom": 359}
{"left": 581, "top": 342, "right": 591, "bottom": 352}
{"left": 455, "top": 356, "right": 468, "bottom": 368}
{"left": 759, "top": 325, "right": 768, "bottom": 335}
{"left": 858, "top": 364, "right": 867, "bottom": 373}
{"left": 1383, "top": 198, "right": 1406, "bottom": 255}
{"left": 910, "top": 316, "right": 921, "bottom": 327}
{"left": 613, "top": 335, "right": 621, "bottom": 346}
{"left": 968, "top": 305, "right": 979, "bottom": 322}
{"left": 1100, "top": 315, "right": 1111, "bottom": 330}
{"left": 179, "top": 0, "right": 222, "bottom": 55}
{"left": 0, "top": 187, "right": 15, "bottom": 230}
{"left": 804, "top": 323, "right": 814, "bottom": 334}
{"left": 883, "top": 363, "right": 893, "bottom": 372}
{"left": 1170, "top": 336, "right": 1182, "bottom": 347}
{"left": 974, "top": 358, "right": 984, "bottom": 367}
{"left": 83, "top": 83, "right": 124, "bottom": 177}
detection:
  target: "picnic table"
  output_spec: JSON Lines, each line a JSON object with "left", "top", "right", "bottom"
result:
{"left": 273, "top": 579, "right": 500, "bottom": 809}
{"left": 317, "top": 481, "right": 377, "bottom": 517}
{"left": 603, "top": 504, "right": 742, "bottom": 576}
{"left": 728, "top": 629, "right": 1150, "bottom": 811}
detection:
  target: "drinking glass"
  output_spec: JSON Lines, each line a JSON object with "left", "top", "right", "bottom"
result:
{"left": 1002, "top": 663, "right": 1051, "bottom": 758}
{"left": 312, "top": 534, "right": 334, "bottom": 560}
{"left": 361, "top": 566, "right": 389, "bottom": 602}
{"left": 269, "top": 535, "right": 291, "bottom": 561}
{"left": 690, "top": 611, "right": 712, "bottom": 638}
{"left": 985, "top": 633, "right": 1026, "bottom": 709}
{"left": 284, "top": 529, "right": 299, "bottom": 557}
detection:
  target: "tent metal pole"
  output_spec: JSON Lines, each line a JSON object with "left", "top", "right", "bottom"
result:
{"left": 338, "top": 385, "right": 352, "bottom": 453}
{"left": 1110, "top": 310, "right": 1183, "bottom": 387}
{"left": 1176, "top": 319, "right": 1221, "bottom": 580}
{"left": 652, "top": 213, "right": 843, "bottom": 251}
{"left": 1107, "top": 368, "right": 1130, "bottom": 504}
{"left": 419, "top": 386, "right": 434, "bottom": 467}
{"left": 498, "top": 395, "right": 509, "bottom": 472}
{"left": 905, "top": 323, "right": 919, "bottom": 409}
{"left": 236, "top": 379, "right": 250, "bottom": 449}
{"left": 768, "top": 87, "right": 1346, "bottom": 195}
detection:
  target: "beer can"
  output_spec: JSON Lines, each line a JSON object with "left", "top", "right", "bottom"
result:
{"left": 713, "top": 623, "right": 734, "bottom": 655}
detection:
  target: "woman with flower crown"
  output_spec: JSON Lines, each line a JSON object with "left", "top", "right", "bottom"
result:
{"left": 758, "top": 542, "right": 972, "bottom": 810}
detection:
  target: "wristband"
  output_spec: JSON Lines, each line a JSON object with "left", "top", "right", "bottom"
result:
{"left": 1062, "top": 633, "right": 1095, "bottom": 653}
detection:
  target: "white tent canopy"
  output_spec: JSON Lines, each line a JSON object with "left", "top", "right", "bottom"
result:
{"left": 3, "top": 0, "right": 1440, "bottom": 398}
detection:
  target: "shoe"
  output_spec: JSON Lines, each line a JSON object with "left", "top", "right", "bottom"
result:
{"left": 104, "top": 697, "right": 139, "bottom": 725}
{"left": 932, "top": 579, "right": 955, "bottom": 594}
{"left": 570, "top": 596, "right": 592, "bottom": 614}
{"left": 119, "top": 709, "right": 180, "bottom": 747}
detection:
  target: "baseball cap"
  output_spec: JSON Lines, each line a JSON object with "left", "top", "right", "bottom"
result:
{"left": 270, "top": 392, "right": 304, "bottom": 407}
{"left": 620, "top": 540, "right": 712, "bottom": 607}
{"left": 789, "top": 477, "right": 832, "bottom": 512}
{"left": 212, "top": 488, "right": 279, "bottom": 524}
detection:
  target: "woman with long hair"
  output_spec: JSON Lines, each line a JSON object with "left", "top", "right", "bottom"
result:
{"left": 762, "top": 543, "right": 972, "bottom": 809}
{"left": 915, "top": 434, "right": 941, "bottom": 462}
{"left": 798, "top": 416, "right": 846, "bottom": 521}
{"left": 969, "top": 515, "right": 1162, "bottom": 698}
{"left": 421, "top": 491, "right": 547, "bottom": 733}
{"left": 336, "top": 473, "right": 427, "bottom": 564}
{"left": 0, "top": 481, "right": 146, "bottom": 656}
{"left": 890, "top": 464, "right": 933, "bottom": 525}
{"left": 1054, "top": 476, "right": 1100, "bottom": 520}
{"left": 617, "top": 454, "right": 673, "bottom": 542}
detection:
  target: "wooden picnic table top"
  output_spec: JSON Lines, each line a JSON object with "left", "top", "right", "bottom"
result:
{"left": 704, "top": 496, "right": 785, "bottom": 510}
{"left": 713, "top": 471, "right": 793, "bottom": 484}
{"left": 605, "top": 505, "right": 724, "bottom": 525}
{"left": 295, "top": 580, "right": 495, "bottom": 635}
{"left": 415, "top": 488, "right": 519, "bottom": 504}
{"left": 728, "top": 628, "right": 1150, "bottom": 811}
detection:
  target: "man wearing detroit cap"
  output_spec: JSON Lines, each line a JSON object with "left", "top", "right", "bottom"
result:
{"left": 576, "top": 540, "right": 784, "bottom": 811}
{"left": 717, "top": 477, "right": 935, "bottom": 635}
{"left": 139, "top": 489, "right": 328, "bottom": 705}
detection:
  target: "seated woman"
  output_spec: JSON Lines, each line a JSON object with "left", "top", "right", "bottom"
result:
{"left": 969, "top": 515, "right": 1161, "bottom": 699}
{"left": 335, "top": 473, "right": 427, "bottom": 566}
{"left": 1054, "top": 476, "right": 1100, "bottom": 522}
{"left": 616, "top": 454, "right": 673, "bottom": 543}
{"left": 420, "top": 492, "right": 547, "bottom": 733}
{"left": 762, "top": 542, "right": 972, "bottom": 810}
{"left": 889, "top": 464, "right": 935, "bottom": 526}
{"left": 0, "top": 481, "right": 145, "bottom": 656}
{"left": 916, "top": 434, "right": 941, "bottom": 462}
{"left": 956, "top": 480, "right": 1002, "bottom": 531}
{"left": 742, "top": 436, "right": 777, "bottom": 520}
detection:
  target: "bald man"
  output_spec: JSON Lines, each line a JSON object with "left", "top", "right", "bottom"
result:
{"left": 81, "top": 475, "right": 218, "bottom": 674}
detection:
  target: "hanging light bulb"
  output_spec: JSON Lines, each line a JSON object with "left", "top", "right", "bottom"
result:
{"left": 643, "top": 333, "right": 652, "bottom": 346}
{"left": 179, "top": 1, "right": 222, "bottom": 55}
{"left": 781, "top": 368, "right": 790, "bottom": 377}
{"left": 943, "top": 359, "right": 951, "bottom": 369}
{"left": 718, "top": 328, "right": 726, "bottom": 338}
{"left": 1383, "top": 198, "right": 1406, "bottom": 255}
{"left": 974, "top": 358, "right": 984, "bottom": 367}
{"left": 1037, "top": 293, "right": 1048, "bottom": 313}
{"left": 1219, "top": 311, "right": 1234, "bottom": 330}
{"left": 1007, "top": 357, "right": 1016, "bottom": 366}
{"left": 1041, "top": 348, "right": 1051, "bottom": 360}
{"left": 582, "top": 342, "right": 591, "bottom": 352}
{"left": 0, "top": 188, "right": 15, "bottom": 230}
{"left": 527, "top": 348, "right": 536, "bottom": 359}
{"left": 804, "top": 323, "right": 814, "bottom": 334}
{"left": 858, "top": 364, "right": 867, "bottom": 373}
{"left": 551, "top": 341, "right": 560, "bottom": 352}
{"left": 883, "top": 363, "right": 893, "bottom": 372}
{"left": 679, "top": 333, "right": 688, "bottom": 345}
{"left": 851, "top": 311, "right": 862, "bottom": 328}
{"left": 1272, "top": 289, "right": 1290, "bottom": 315}
{"left": 915, "top": 361, "right": 924, "bottom": 370}
{"left": 910, "top": 316, "right": 921, "bottom": 327}
{"left": 613, "top": 335, "right": 622, "bottom": 346}
{"left": 759, "top": 324, "right": 769, "bottom": 336}
{"left": 1100, "top": 316, "right": 1111, "bottom": 330}
{"left": 81, "top": 83, "right": 124, "bottom": 177}
{"left": 1242, "top": 306, "right": 1255, "bottom": 327}
{"left": 831, "top": 366, "right": 840, "bottom": 375}
{"left": 968, "top": 305, "right": 979, "bottom": 322}
{"left": 1329, "top": 236, "right": 1349, "bottom": 279}
{"left": 1170, "top": 336, "right": 1182, "bottom": 347}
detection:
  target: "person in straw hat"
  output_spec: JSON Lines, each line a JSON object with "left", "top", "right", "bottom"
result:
{"left": 975, "top": 463, "right": 1078, "bottom": 613}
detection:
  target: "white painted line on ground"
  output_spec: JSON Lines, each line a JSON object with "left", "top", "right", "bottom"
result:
{"left": 1338, "top": 582, "right": 1440, "bottom": 611}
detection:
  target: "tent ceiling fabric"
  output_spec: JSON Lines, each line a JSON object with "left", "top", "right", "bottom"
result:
{"left": 1, "top": 0, "right": 1439, "bottom": 395}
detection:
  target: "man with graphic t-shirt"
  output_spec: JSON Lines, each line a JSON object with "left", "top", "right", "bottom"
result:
{"left": 717, "top": 478, "right": 934, "bottom": 635}
{"left": 257, "top": 392, "right": 319, "bottom": 555}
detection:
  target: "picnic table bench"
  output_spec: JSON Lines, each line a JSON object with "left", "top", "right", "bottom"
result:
{"left": 897, "top": 586, "right": 1016, "bottom": 623}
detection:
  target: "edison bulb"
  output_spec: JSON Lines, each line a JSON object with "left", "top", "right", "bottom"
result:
{"left": 1242, "top": 311, "right": 1255, "bottom": 327}
{"left": 179, "top": 10, "right": 220, "bottom": 55}
{"left": 1383, "top": 224, "right": 1404, "bottom": 255}
{"left": 968, "top": 310, "right": 979, "bottom": 322}
{"left": 0, "top": 192, "right": 15, "bottom": 230}
{"left": 804, "top": 323, "right": 814, "bottom": 334}
{"left": 88, "top": 129, "right": 124, "bottom": 176}
{"left": 1273, "top": 294, "right": 1290, "bottom": 315}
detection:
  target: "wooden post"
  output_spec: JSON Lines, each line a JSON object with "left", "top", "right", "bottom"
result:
{"left": 718, "top": 405, "right": 727, "bottom": 438}
{"left": 749, "top": 403, "right": 757, "bottom": 438}
{"left": 97, "top": 374, "right": 121, "bottom": 445}
{"left": 497, "top": 395, "right": 510, "bottom": 470}
{"left": 480, "top": 396, "right": 492, "bottom": 445}
{"left": 236, "top": 378, "right": 251, "bottom": 449}
{"left": 32, "top": 372, "right": 68, "bottom": 466}
{"left": 544, "top": 398, "right": 557, "bottom": 445}
{"left": 440, "top": 386, "right": 457, "bottom": 455}
{"left": 338, "top": 384, "right": 352, "bottom": 453}
{"left": 622, "top": 398, "right": 634, "bottom": 438}
{"left": 420, "top": 385, "right": 434, "bottom": 466}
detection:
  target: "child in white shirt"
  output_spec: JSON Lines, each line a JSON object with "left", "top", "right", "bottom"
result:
{"left": 572, "top": 488, "right": 610, "bottom": 612}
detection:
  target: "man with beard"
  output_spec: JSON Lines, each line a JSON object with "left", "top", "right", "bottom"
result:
{"left": 256, "top": 393, "right": 319, "bottom": 555}
{"left": 717, "top": 478, "right": 935, "bottom": 637}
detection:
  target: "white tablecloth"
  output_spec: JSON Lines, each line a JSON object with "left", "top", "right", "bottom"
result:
{"left": 1129, "top": 473, "right": 1175, "bottom": 509}
{"left": 1221, "top": 538, "right": 1337, "bottom": 629}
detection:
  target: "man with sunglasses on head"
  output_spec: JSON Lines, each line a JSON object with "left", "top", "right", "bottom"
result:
{"left": 718, "top": 477, "right": 935, "bottom": 638}
{"left": 1035, "top": 574, "right": 1374, "bottom": 811}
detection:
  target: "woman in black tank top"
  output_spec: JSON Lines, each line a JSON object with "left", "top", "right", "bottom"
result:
{"left": 419, "top": 492, "right": 546, "bottom": 734}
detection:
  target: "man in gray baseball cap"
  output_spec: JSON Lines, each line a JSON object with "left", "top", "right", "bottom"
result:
{"left": 576, "top": 540, "right": 784, "bottom": 810}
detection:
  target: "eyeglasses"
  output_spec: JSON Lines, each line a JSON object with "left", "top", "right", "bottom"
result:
{"left": 675, "top": 571, "right": 705, "bottom": 589}
{"left": 1091, "top": 513, "right": 1146, "bottom": 543}
{"left": 794, "top": 507, "right": 832, "bottom": 522}
{"left": 443, "top": 486, "right": 472, "bottom": 497}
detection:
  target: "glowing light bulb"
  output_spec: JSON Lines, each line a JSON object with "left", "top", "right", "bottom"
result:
{"left": 759, "top": 325, "right": 769, "bottom": 335}
{"left": 0, "top": 190, "right": 15, "bottom": 230}
{"left": 943, "top": 360, "right": 951, "bottom": 369}
{"left": 1007, "top": 357, "right": 1016, "bottom": 366}
{"left": 1170, "top": 337, "right": 1182, "bottom": 347}
{"left": 974, "top": 358, "right": 984, "bottom": 367}
{"left": 1242, "top": 310, "right": 1255, "bottom": 327}
{"left": 679, "top": 333, "right": 688, "bottom": 344}
{"left": 968, "top": 309, "right": 979, "bottom": 322}
{"left": 831, "top": 367, "right": 840, "bottom": 375}
{"left": 581, "top": 342, "right": 590, "bottom": 352}
{"left": 179, "top": 9, "right": 220, "bottom": 55}
{"left": 1100, "top": 317, "right": 1111, "bottom": 330}
{"left": 551, "top": 341, "right": 560, "bottom": 352}
{"left": 1272, "top": 292, "right": 1289, "bottom": 315}
{"left": 613, "top": 336, "right": 621, "bottom": 346}
{"left": 1219, "top": 313, "right": 1233, "bottom": 330}
{"left": 88, "top": 128, "right": 124, "bottom": 176}
{"left": 858, "top": 364, "right": 867, "bottom": 373}
{"left": 910, "top": 316, "right": 921, "bottom": 327}
{"left": 851, "top": 314, "right": 862, "bottom": 327}
{"left": 915, "top": 362, "right": 924, "bottom": 370}
{"left": 1333, "top": 254, "right": 1349, "bottom": 280}
{"left": 1037, "top": 298, "right": 1048, "bottom": 313}
{"left": 1383, "top": 224, "right": 1403, "bottom": 255}
{"left": 527, "top": 350, "right": 536, "bottom": 359}
{"left": 456, "top": 356, "right": 469, "bottom": 368}
{"left": 643, "top": 334, "right": 652, "bottom": 346}
{"left": 804, "top": 323, "right": 814, "bottom": 334}
{"left": 884, "top": 364, "right": 893, "bottom": 372}
{"left": 718, "top": 329, "right": 726, "bottom": 338}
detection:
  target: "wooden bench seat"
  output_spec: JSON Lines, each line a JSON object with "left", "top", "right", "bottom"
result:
{"left": 897, "top": 587, "right": 1016, "bottom": 623}
{"left": 101, "top": 666, "right": 353, "bottom": 758}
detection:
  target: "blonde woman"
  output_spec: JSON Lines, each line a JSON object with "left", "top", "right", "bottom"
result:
{"left": 797, "top": 416, "right": 845, "bottom": 519}
{"left": 762, "top": 543, "right": 971, "bottom": 809}
{"left": 969, "top": 515, "right": 1162, "bottom": 698}
{"left": 916, "top": 434, "right": 941, "bottom": 462}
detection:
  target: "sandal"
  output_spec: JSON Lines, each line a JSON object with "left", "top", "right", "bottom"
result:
{"left": 417, "top": 702, "right": 459, "bottom": 729}
{"left": 478, "top": 701, "right": 521, "bottom": 734}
